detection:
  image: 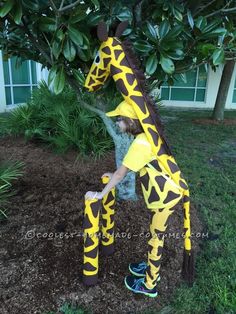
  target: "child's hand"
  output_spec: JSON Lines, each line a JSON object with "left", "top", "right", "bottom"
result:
{"left": 102, "top": 172, "right": 113, "bottom": 178}
{"left": 85, "top": 191, "right": 103, "bottom": 200}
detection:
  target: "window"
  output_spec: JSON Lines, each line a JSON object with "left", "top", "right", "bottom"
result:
{"left": 3, "top": 56, "right": 38, "bottom": 105}
{"left": 232, "top": 72, "right": 236, "bottom": 104}
{"left": 161, "top": 65, "right": 208, "bottom": 102}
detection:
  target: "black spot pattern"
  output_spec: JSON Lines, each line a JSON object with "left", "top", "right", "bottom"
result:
{"left": 140, "top": 172, "right": 149, "bottom": 190}
{"left": 163, "top": 191, "right": 181, "bottom": 204}
{"left": 83, "top": 262, "right": 97, "bottom": 272}
{"left": 110, "top": 65, "right": 122, "bottom": 76}
{"left": 103, "top": 57, "right": 111, "bottom": 68}
{"left": 83, "top": 214, "right": 93, "bottom": 229}
{"left": 84, "top": 236, "right": 94, "bottom": 248}
{"left": 98, "top": 69, "right": 106, "bottom": 76}
{"left": 167, "top": 160, "right": 180, "bottom": 174}
{"left": 84, "top": 249, "right": 98, "bottom": 259}
{"left": 90, "top": 202, "right": 100, "bottom": 218}
{"left": 114, "top": 49, "right": 123, "bottom": 60}
{"left": 102, "top": 46, "right": 111, "bottom": 55}
{"left": 147, "top": 127, "right": 159, "bottom": 146}
{"left": 126, "top": 73, "right": 135, "bottom": 86}
{"left": 155, "top": 175, "right": 166, "bottom": 192}
{"left": 104, "top": 192, "right": 114, "bottom": 206}
{"left": 157, "top": 143, "right": 168, "bottom": 156}
{"left": 179, "top": 179, "right": 188, "bottom": 190}
{"left": 91, "top": 68, "right": 97, "bottom": 76}
{"left": 130, "top": 95, "right": 146, "bottom": 114}
{"left": 148, "top": 187, "right": 160, "bottom": 203}
{"left": 116, "top": 79, "right": 128, "bottom": 96}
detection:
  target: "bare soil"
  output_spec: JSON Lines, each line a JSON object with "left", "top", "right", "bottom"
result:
{"left": 0, "top": 135, "right": 204, "bottom": 314}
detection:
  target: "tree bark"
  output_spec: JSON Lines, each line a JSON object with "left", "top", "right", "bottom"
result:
{"left": 212, "top": 60, "right": 235, "bottom": 121}
{"left": 66, "top": 76, "right": 138, "bottom": 200}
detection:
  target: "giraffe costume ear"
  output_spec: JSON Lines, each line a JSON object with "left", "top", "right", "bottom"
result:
{"left": 115, "top": 21, "right": 129, "bottom": 37}
{"left": 97, "top": 21, "right": 108, "bottom": 41}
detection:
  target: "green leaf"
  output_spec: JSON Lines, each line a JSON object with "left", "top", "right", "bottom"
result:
{"left": 48, "top": 66, "right": 57, "bottom": 86}
{"left": 195, "top": 16, "right": 207, "bottom": 31}
{"left": 70, "top": 11, "right": 87, "bottom": 23}
{"left": 199, "top": 43, "right": 215, "bottom": 56}
{"left": 165, "top": 25, "right": 183, "bottom": 39}
{"left": 133, "top": 40, "right": 153, "bottom": 53}
{"left": 22, "top": 0, "right": 40, "bottom": 11}
{"left": 187, "top": 9, "right": 194, "bottom": 29}
{"left": 173, "top": 9, "right": 182, "bottom": 21}
{"left": 146, "top": 54, "right": 158, "bottom": 75}
{"left": 68, "top": 25, "right": 83, "bottom": 46}
{"left": 203, "top": 19, "right": 221, "bottom": 33}
{"left": 38, "top": 17, "right": 56, "bottom": 32}
{"left": 72, "top": 69, "right": 85, "bottom": 85}
{"left": 146, "top": 22, "right": 158, "bottom": 42}
{"left": 165, "top": 49, "right": 184, "bottom": 60}
{"left": 117, "top": 9, "right": 133, "bottom": 21}
{"left": 56, "top": 29, "right": 64, "bottom": 41}
{"left": 0, "top": 0, "right": 14, "bottom": 17}
{"left": 86, "top": 13, "right": 103, "bottom": 26}
{"left": 212, "top": 48, "right": 225, "bottom": 65}
{"left": 160, "top": 55, "right": 175, "bottom": 74}
{"left": 53, "top": 67, "right": 65, "bottom": 95}
{"left": 78, "top": 48, "right": 90, "bottom": 62}
{"left": 63, "top": 38, "right": 76, "bottom": 62}
{"left": 91, "top": 0, "right": 100, "bottom": 9}
{"left": 159, "top": 20, "right": 170, "bottom": 39}
{"left": 11, "top": 2, "right": 23, "bottom": 24}
{"left": 52, "top": 39, "right": 62, "bottom": 59}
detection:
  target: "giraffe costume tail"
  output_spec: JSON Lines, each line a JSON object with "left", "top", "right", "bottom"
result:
{"left": 181, "top": 188, "right": 195, "bottom": 286}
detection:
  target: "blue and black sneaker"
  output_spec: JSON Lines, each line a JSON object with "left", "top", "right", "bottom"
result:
{"left": 124, "top": 275, "right": 158, "bottom": 298}
{"left": 129, "top": 261, "right": 161, "bottom": 281}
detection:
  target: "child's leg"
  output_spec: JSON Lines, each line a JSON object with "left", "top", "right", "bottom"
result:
{"left": 144, "top": 203, "right": 180, "bottom": 289}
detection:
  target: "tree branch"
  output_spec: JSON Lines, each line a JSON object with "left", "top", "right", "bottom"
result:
{"left": 58, "top": 0, "right": 81, "bottom": 13}
{"left": 66, "top": 76, "right": 118, "bottom": 138}
{"left": 49, "top": 0, "right": 58, "bottom": 12}
{"left": 205, "top": 4, "right": 236, "bottom": 18}
{"left": 192, "top": 0, "right": 218, "bottom": 17}
{"left": 59, "top": 0, "right": 65, "bottom": 10}
{"left": 12, "top": 17, "right": 52, "bottom": 66}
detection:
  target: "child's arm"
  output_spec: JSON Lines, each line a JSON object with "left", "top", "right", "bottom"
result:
{"left": 85, "top": 165, "right": 129, "bottom": 200}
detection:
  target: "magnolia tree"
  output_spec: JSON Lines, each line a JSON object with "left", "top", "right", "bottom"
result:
{"left": 0, "top": 0, "right": 236, "bottom": 198}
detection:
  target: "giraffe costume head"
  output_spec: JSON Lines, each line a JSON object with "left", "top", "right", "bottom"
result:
{"left": 84, "top": 21, "right": 171, "bottom": 156}
{"left": 84, "top": 21, "right": 195, "bottom": 286}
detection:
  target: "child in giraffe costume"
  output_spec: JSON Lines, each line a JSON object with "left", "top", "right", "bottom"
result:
{"left": 84, "top": 21, "right": 194, "bottom": 297}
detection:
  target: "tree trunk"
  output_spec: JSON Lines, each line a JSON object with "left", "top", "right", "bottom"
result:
{"left": 212, "top": 60, "right": 235, "bottom": 121}
{"left": 100, "top": 114, "right": 138, "bottom": 201}
{"left": 67, "top": 77, "right": 138, "bottom": 200}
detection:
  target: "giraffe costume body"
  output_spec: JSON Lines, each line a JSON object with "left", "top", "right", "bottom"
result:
{"left": 84, "top": 21, "right": 194, "bottom": 288}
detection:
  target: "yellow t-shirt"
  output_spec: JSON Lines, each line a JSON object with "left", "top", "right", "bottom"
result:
{"left": 122, "top": 133, "right": 156, "bottom": 172}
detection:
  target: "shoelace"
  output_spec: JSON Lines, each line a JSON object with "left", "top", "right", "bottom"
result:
{"left": 132, "top": 277, "right": 144, "bottom": 289}
{"left": 133, "top": 261, "right": 147, "bottom": 271}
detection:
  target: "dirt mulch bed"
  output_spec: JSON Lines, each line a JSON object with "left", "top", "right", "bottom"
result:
{"left": 193, "top": 118, "right": 236, "bottom": 125}
{"left": 0, "top": 135, "right": 204, "bottom": 314}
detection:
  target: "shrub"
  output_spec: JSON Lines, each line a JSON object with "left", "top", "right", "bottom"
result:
{"left": 3, "top": 82, "right": 115, "bottom": 157}
{"left": 0, "top": 160, "right": 24, "bottom": 219}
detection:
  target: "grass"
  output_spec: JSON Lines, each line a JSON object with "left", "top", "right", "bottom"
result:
{"left": 156, "top": 108, "right": 236, "bottom": 314}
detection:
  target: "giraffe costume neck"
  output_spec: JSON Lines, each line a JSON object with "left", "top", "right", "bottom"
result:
{"left": 84, "top": 21, "right": 194, "bottom": 286}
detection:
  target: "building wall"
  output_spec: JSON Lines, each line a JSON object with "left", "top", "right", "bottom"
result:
{"left": 0, "top": 51, "right": 236, "bottom": 112}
